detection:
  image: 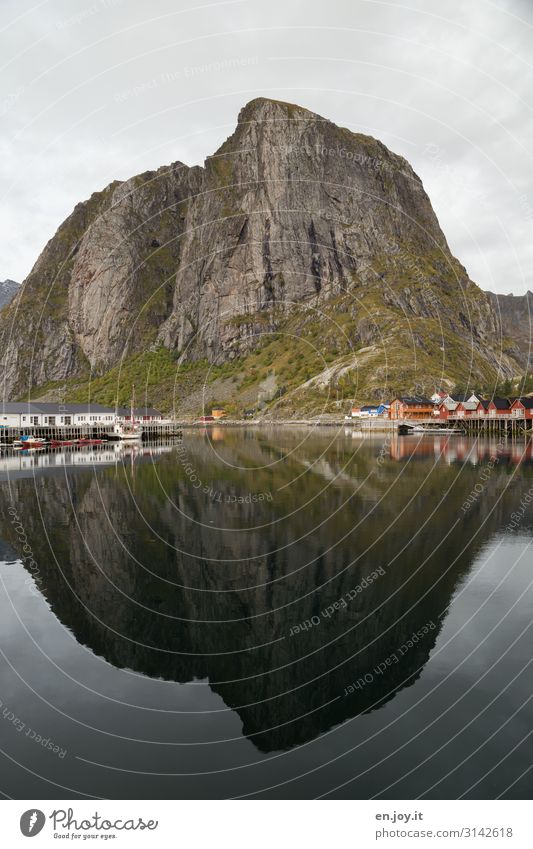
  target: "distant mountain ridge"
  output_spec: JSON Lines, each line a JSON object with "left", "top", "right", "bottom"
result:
{"left": 0, "top": 279, "right": 19, "bottom": 309}
{"left": 0, "top": 98, "right": 522, "bottom": 411}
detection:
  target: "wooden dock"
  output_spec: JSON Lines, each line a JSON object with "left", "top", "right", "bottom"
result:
{"left": 359, "top": 415, "right": 532, "bottom": 437}
{"left": 0, "top": 420, "right": 182, "bottom": 444}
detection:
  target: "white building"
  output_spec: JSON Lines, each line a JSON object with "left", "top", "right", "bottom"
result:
{"left": 0, "top": 402, "right": 162, "bottom": 429}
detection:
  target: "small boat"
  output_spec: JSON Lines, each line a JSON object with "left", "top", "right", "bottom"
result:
{"left": 50, "top": 439, "right": 78, "bottom": 447}
{"left": 13, "top": 436, "right": 48, "bottom": 449}
{"left": 78, "top": 438, "right": 104, "bottom": 445}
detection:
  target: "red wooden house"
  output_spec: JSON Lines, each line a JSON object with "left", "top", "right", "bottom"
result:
{"left": 475, "top": 398, "right": 490, "bottom": 418}
{"left": 510, "top": 397, "right": 533, "bottom": 420}
{"left": 488, "top": 397, "right": 511, "bottom": 417}
{"left": 455, "top": 400, "right": 478, "bottom": 419}
{"left": 389, "top": 396, "right": 434, "bottom": 420}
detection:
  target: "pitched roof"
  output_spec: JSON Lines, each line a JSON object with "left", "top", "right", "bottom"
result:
{"left": 489, "top": 396, "right": 511, "bottom": 410}
{"left": 0, "top": 401, "right": 162, "bottom": 416}
{"left": 0, "top": 401, "right": 116, "bottom": 414}
{"left": 395, "top": 396, "right": 433, "bottom": 405}
{"left": 116, "top": 406, "right": 162, "bottom": 417}
{"left": 515, "top": 396, "right": 533, "bottom": 409}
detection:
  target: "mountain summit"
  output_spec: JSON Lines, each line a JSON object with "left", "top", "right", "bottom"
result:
{"left": 0, "top": 98, "right": 518, "bottom": 409}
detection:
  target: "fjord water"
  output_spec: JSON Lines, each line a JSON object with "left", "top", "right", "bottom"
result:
{"left": 0, "top": 429, "right": 532, "bottom": 800}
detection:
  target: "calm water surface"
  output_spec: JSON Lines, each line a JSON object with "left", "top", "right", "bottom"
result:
{"left": 0, "top": 428, "right": 532, "bottom": 799}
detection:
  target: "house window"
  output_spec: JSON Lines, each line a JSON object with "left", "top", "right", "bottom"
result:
{"left": 49, "top": 416, "right": 56, "bottom": 426}
{"left": 31, "top": 416, "right": 39, "bottom": 425}
{"left": 22, "top": 416, "right": 26, "bottom": 421}
{"left": 64, "top": 416, "right": 72, "bottom": 425}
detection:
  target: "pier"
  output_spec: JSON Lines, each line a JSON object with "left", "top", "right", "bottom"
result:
{"left": 0, "top": 420, "right": 182, "bottom": 444}
{"left": 359, "top": 415, "right": 532, "bottom": 437}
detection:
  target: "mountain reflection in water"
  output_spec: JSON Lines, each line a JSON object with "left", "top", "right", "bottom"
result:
{"left": 1, "top": 428, "right": 532, "bottom": 798}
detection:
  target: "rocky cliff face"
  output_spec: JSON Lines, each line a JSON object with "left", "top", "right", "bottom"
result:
{"left": 486, "top": 290, "right": 533, "bottom": 368}
{"left": 0, "top": 98, "right": 519, "bottom": 403}
{"left": 0, "top": 279, "right": 19, "bottom": 309}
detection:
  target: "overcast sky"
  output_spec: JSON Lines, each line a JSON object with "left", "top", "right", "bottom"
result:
{"left": 1, "top": 0, "right": 532, "bottom": 294}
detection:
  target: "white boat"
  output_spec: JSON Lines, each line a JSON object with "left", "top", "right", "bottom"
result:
{"left": 113, "top": 386, "right": 143, "bottom": 441}
{"left": 13, "top": 436, "right": 48, "bottom": 448}
{"left": 113, "top": 421, "right": 143, "bottom": 440}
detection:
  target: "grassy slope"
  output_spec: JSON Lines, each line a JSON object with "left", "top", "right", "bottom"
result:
{"left": 29, "top": 276, "right": 516, "bottom": 417}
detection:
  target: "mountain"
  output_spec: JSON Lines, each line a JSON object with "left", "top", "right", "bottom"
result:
{"left": 0, "top": 279, "right": 19, "bottom": 309}
{"left": 486, "top": 290, "right": 532, "bottom": 369}
{"left": 0, "top": 98, "right": 519, "bottom": 413}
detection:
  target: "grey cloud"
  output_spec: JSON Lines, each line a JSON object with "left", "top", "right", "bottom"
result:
{"left": 1, "top": 0, "right": 531, "bottom": 294}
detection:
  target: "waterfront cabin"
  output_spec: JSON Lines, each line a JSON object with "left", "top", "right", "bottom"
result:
{"left": 0, "top": 401, "right": 154, "bottom": 429}
{"left": 438, "top": 395, "right": 464, "bottom": 415}
{"left": 435, "top": 402, "right": 451, "bottom": 420}
{"left": 475, "top": 398, "right": 490, "bottom": 418}
{"left": 36, "top": 402, "right": 116, "bottom": 427}
{"left": 0, "top": 403, "right": 35, "bottom": 427}
{"left": 488, "top": 397, "right": 511, "bottom": 417}
{"left": 455, "top": 400, "right": 478, "bottom": 418}
{"left": 351, "top": 404, "right": 380, "bottom": 418}
{"left": 389, "top": 396, "right": 434, "bottom": 420}
{"left": 510, "top": 397, "right": 533, "bottom": 420}
{"left": 0, "top": 402, "right": 111, "bottom": 428}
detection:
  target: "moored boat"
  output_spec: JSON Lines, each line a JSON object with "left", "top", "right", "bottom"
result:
{"left": 13, "top": 436, "right": 48, "bottom": 449}
{"left": 113, "top": 386, "right": 143, "bottom": 440}
{"left": 113, "top": 422, "right": 143, "bottom": 440}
